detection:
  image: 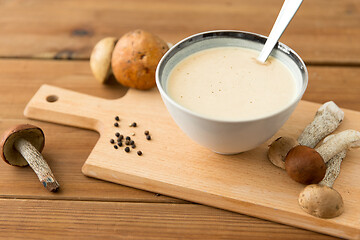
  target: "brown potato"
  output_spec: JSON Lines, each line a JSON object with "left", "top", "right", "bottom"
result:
{"left": 111, "top": 29, "right": 169, "bottom": 90}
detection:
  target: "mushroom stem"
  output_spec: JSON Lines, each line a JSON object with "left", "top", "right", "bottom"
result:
{"left": 315, "top": 130, "right": 360, "bottom": 163}
{"left": 298, "top": 101, "right": 344, "bottom": 148}
{"left": 14, "top": 138, "right": 59, "bottom": 192}
{"left": 320, "top": 150, "right": 347, "bottom": 188}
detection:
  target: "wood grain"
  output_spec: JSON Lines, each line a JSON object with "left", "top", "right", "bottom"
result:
{"left": 23, "top": 84, "right": 360, "bottom": 239}
{"left": 0, "top": 0, "right": 358, "bottom": 238}
{"left": 0, "top": 0, "right": 359, "bottom": 64}
{"left": 0, "top": 199, "right": 339, "bottom": 240}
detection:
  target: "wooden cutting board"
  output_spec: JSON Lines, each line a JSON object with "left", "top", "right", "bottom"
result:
{"left": 24, "top": 85, "right": 360, "bottom": 239}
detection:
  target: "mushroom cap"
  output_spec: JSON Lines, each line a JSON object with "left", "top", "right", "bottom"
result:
{"left": 90, "top": 37, "right": 117, "bottom": 84}
{"left": 298, "top": 184, "right": 344, "bottom": 218}
{"left": 111, "top": 29, "right": 169, "bottom": 90}
{"left": 268, "top": 136, "right": 298, "bottom": 169}
{"left": 285, "top": 145, "right": 326, "bottom": 185}
{"left": 0, "top": 124, "right": 45, "bottom": 166}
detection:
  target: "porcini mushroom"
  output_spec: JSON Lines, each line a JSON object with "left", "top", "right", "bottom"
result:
{"left": 111, "top": 29, "right": 169, "bottom": 90}
{"left": 0, "top": 124, "right": 60, "bottom": 192}
{"left": 90, "top": 37, "right": 118, "bottom": 84}
{"left": 298, "top": 150, "right": 346, "bottom": 218}
{"left": 285, "top": 130, "right": 360, "bottom": 184}
{"left": 268, "top": 101, "right": 344, "bottom": 169}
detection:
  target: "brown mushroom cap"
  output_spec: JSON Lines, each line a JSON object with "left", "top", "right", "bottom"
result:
{"left": 285, "top": 145, "right": 326, "bottom": 185}
{"left": 111, "top": 29, "right": 169, "bottom": 90}
{"left": 0, "top": 124, "right": 45, "bottom": 167}
{"left": 268, "top": 136, "right": 298, "bottom": 169}
{"left": 298, "top": 184, "right": 344, "bottom": 218}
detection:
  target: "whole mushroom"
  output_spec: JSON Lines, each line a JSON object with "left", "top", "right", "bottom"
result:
{"left": 0, "top": 124, "right": 60, "bottom": 192}
{"left": 111, "top": 29, "right": 169, "bottom": 90}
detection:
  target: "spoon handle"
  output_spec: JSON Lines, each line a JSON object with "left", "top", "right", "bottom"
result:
{"left": 257, "top": 0, "right": 303, "bottom": 63}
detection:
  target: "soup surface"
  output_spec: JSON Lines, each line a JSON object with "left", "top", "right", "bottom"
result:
{"left": 167, "top": 47, "right": 297, "bottom": 121}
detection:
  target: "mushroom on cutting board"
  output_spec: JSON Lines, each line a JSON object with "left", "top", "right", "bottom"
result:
{"left": 268, "top": 101, "right": 344, "bottom": 169}
{"left": 298, "top": 148, "right": 347, "bottom": 219}
{"left": 0, "top": 124, "right": 60, "bottom": 192}
{"left": 285, "top": 130, "right": 360, "bottom": 184}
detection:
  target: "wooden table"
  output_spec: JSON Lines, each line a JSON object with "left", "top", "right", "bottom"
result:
{"left": 0, "top": 1, "right": 359, "bottom": 239}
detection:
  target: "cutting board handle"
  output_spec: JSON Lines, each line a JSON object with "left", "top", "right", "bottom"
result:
{"left": 24, "top": 85, "right": 109, "bottom": 131}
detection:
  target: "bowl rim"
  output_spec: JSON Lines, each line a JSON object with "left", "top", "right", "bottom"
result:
{"left": 155, "top": 30, "right": 308, "bottom": 123}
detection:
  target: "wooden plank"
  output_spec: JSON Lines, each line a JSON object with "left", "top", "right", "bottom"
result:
{"left": 0, "top": 199, "right": 339, "bottom": 240}
{"left": 0, "top": 0, "right": 359, "bottom": 64}
{"left": 304, "top": 66, "right": 360, "bottom": 111}
{"left": 0, "top": 59, "right": 359, "bottom": 122}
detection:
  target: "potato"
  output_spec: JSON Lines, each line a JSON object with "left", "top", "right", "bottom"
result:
{"left": 111, "top": 29, "right": 169, "bottom": 90}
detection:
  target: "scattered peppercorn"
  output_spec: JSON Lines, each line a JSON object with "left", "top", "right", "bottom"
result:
{"left": 126, "top": 136, "right": 131, "bottom": 141}
{"left": 115, "top": 116, "right": 120, "bottom": 121}
{"left": 130, "top": 140, "right": 135, "bottom": 145}
{"left": 125, "top": 140, "right": 130, "bottom": 145}
{"left": 115, "top": 132, "right": 120, "bottom": 137}
{"left": 137, "top": 151, "right": 142, "bottom": 156}
{"left": 110, "top": 139, "right": 115, "bottom": 144}
{"left": 117, "top": 138, "right": 122, "bottom": 142}
{"left": 125, "top": 147, "right": 130, "bottom": 152}
{"left": 114, "top": 122, "right": 119, "bottom": 127}
{"left": 131, "top": 144, "right": 136, "bottom": 149}
{"left": 129, "top": 122, "right": 137, "bottom": 127}
{"left": 146, "top": 135, "right": 151, "bottom": 140}
{"left": 118, "top": 142, "right": 123, "bottom": 147}
{"left": 144, "top": 130, "right": 149, "bottom": 135}
{"left": 114, "top": 145, "right": 118, "bottom": 149}
{"left": 119, "top": 135, "right": 124, "bottom": 140}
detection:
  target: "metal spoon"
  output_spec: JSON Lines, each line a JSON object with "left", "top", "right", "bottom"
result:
{"left": 257, "top": 0, "right": 303, "bottom": 63}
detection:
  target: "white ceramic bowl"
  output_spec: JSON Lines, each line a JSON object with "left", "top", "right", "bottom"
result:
{"left": 156, "top": 30, "right": 308, "bottom": 154}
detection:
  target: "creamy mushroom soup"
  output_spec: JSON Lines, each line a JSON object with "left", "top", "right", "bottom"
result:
{"left": 167, "top": 47, "right": 297, "bottom": 121}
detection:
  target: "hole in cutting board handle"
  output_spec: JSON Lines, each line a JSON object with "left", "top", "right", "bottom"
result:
{"left": 46, "top": 95, "right": 59, "bottom": 103}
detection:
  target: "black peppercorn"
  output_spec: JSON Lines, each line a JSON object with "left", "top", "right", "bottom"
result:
{"left": 144, "top": 130, "right": 149, "bottom": 135}
{"left": 137, "top": 151, "right": 142, "bottom": 156}
{"left": 114, "top": 145, "right": 118, "bottom": 149}
{"left": 115, "top": 132, "right": 120, "bottom": 137}
{"left": 130, "top": 140, "right": 134, "bottom": 145}
{"left": 110, "top": 139, "right": 115, "bottom": 144}
{"left": 119, "top": 135, "right": 124, "bottom": 140}
{"left": 114, "top": 122, "right": 119, "bottom": 127}
{"left": 125, "top": 136, "right": 130, "bottom": 141}
{"left": 131, "top": 144, "right": 136, "bottom": 149}
{"left": 129, "top": 122, "right": 137, "bottom": 127}
{"left": 118, "top": 142, "right": 123, "bottom": 147}
{"left": 125, "top": 140, "right": 130, "bottom": 145}
{"left": 117, "top": 138, "right": 122, "bottom": 142}
{"left": 146, "top": 135, "right": 151, "bottom": 140}
{"left": 125, "top": 147, "right": 130, "bottom": 152}
{"left": 115, "top": 116, "right": 120, "bottom": 121}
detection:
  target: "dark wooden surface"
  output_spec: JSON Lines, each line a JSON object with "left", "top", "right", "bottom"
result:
{"left": 0, "top": 0, "right": 359, "bottom": 239}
